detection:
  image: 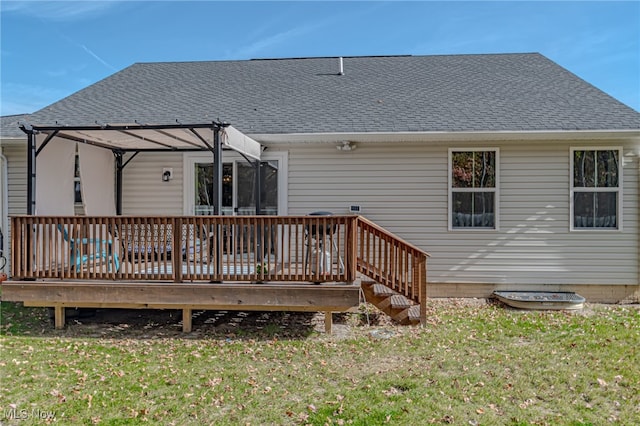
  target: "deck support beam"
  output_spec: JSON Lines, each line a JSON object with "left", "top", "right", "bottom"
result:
{"left": 3, "top": 281, "right": 359, "bottom": 334}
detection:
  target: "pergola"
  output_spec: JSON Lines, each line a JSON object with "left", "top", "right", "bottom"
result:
{"left": 19, "top": 122, "right": 262, "bottom": 216}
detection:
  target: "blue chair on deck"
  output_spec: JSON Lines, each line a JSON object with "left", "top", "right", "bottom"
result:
{"left": 58, "top": 224, "right": 120, "bottom": 272}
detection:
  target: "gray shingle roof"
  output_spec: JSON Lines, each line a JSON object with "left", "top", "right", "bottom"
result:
{"left": 1, "top": 114, "right": 30, "bottom": 138}
{"left": 26, "top": 53, "right": 640, "bottom": 134}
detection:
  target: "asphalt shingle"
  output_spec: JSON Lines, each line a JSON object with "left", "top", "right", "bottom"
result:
{"left": 22, "top": 53, "right": 640, "bottom": 134}
{"left": 0, "top": 114, "right": 30, "bottom": 138}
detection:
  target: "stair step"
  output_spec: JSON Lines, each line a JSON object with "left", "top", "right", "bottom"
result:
{"left": 389, "top": 294, "right": 413, "bottom": 309}
{"left": 371, "top": 283, "right": 394, "bottom": 296}
{"left": 359, "top": 278, "right": 423, "bottom": 326}
{"left": 407, "top": 305, "right": 422, "bottom": 324}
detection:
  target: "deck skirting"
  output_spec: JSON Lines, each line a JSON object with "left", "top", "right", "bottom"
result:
{"left": 1, "top": 280, "right": 361, "bottom": 333}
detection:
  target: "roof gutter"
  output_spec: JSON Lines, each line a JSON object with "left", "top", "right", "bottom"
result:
{"left": 250, "top": 129, "right": 640, "bottom": 144}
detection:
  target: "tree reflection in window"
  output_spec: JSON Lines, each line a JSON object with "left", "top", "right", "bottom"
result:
{"left": 572, "top": 149, "right": 619, "bottom": 229}
{"left": 451, "top": 150, "right": 497, "bottom": 229}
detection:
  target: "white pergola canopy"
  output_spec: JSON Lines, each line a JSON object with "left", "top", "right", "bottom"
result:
{"left": 20, "top": 122, "right": 263, "bottom": 215}
{"left": 22, "top": 123, "right": 261, "bottom": 159}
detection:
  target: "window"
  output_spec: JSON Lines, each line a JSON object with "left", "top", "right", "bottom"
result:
{"left": 571, "top": 148, "right": 621, "bottom": 230}
{"left": 449, "top": 149, "right": 498, "bottom": 229}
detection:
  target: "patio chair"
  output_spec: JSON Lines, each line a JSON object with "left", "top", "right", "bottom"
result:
{"left": 58, "top": 224, "right": 120, "bottom": 272}
{"left": 119, "top": 223, "right": 170, "bottom": 261}
{"left": 118, "top": 223, "right": 208, "bottom": 263}
{"left": 181, "top": 223, "right": 210, "bottom": 262}
{"left": 303, "top": 211, "right": 344, "bottom": 275}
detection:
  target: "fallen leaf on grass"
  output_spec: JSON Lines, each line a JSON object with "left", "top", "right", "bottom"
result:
{"left": 205, "top": 377, "right": 222, "bottom": 387}
{"left": 50, "top": 389, "right": 66, "bottom": 402}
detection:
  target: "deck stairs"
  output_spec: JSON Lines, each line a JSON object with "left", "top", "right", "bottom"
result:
{"left": 359, "top": 279, "right": 422, "bottom": 325}
{"left": 354, "top": 217, "right": 429, "bottom": 325}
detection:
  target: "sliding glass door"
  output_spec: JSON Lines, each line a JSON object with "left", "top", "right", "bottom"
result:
{"left": 184, "top": 153, "right": 286, "bottom": 215}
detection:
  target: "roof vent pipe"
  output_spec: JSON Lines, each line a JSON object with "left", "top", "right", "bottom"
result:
{"left": 338, "top": 57, "right": 344, "bottom": 75}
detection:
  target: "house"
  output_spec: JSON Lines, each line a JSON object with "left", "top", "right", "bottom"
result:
{"left": 2, "top": 53, "right": 639, "bottom": 307}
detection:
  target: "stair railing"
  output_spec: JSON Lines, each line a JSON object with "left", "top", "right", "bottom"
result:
{"left": 355, "top": 216, "right": 429, "bottom": 324}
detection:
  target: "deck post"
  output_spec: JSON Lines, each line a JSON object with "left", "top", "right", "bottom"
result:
{"left": 213, "top": 128, "right": 223, "bottom": 275}
{"left": 213, "top": 127, "right": 222, "bottom": 215}
{"left": 26, "top": 130, "right": 36, "bottom": 215}
{"left": 182, "top": 308, "right": 192, "bottom": 333}
{"left": 255, "top": 160, "right": 263, "bottom": 263}
{"left": 25, "top": 131, "right": 36, "bottom": 275}
{"left": 347, "top": 216, "right": 358, "bottom": 282}
{"left": 324, "top": 311, "right": 333, "bottom": 334}
{"left": 54, "top": 305, "right": 65, "bottom": 329}
{"left": 114, "top": 151, "right": 123, "bottom": 215}
{"left": 418, "top": 256, "right": 428, "bottom": 326}
{"left": 173, "top": 218, "right": 183, "bottom": 283}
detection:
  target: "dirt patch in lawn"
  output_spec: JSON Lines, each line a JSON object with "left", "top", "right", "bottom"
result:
{"left": 1, "top": 303, "right": 399, "bottom": 340}
{"left": 2, "top": 297, "right": 637, "bottom": 340}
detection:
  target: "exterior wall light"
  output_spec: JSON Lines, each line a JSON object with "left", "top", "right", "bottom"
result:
{"left": 336, "top": 141, "right": 356, "bottom": 151}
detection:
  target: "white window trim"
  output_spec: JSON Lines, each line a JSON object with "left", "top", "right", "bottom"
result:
{"left": 182, "top": 150, "right": 288, "bottom": 216}
{"left": 448, "top": 148, "right": 500, "bottom": 231}
{"left": 569, "top": 146, "right": 623, "bottom": 232}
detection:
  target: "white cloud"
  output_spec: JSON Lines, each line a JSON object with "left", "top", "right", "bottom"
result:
{"left": 80, "top": 44, "right": 117, "bottom": 71}
{"left": 230, "top": 26, "right": 313, "bottom": 59}
{"left": 0, "top": 0, "right": 118, "bottom": 22}
{"left": 0, "top": 82, "right": 69, "bottom": 115}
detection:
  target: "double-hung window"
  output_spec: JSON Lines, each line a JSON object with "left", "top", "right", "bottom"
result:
{"left": 571, "top": 148, "right": 621, "bottom": 230}
{"left": 449, "top": 149, "right": 498, "bottom": 230}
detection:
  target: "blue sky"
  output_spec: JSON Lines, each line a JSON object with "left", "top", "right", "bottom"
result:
{"left": 1, "top": 0, "right": 638, "bottom": 116}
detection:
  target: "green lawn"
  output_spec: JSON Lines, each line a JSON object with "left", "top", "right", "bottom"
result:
{"left": 1, "top": 299, "right": 638, "bottom": 425}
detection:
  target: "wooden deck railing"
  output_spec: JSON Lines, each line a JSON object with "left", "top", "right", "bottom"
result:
{"left": 10, "top": 215, "right": 358, "bottom": 283}
{"left": 355, "top": 216, "right": 429, "bottom": 306}
{"left": 10, "top": 216, "right": 428, "bottom": 317}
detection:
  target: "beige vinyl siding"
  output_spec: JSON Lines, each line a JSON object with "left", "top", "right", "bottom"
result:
{"left": 4, "top": 144, "right": 27, "bottom": 216}
{"left": 1, "top": 138, "right": 637, "bottom": 291}
{"left": 3, "top": 143, "right": 28, "bottom": 277}
{"left": 284, "top": 140, "right": 639, "bottom": 286}
{"left": 122, "top": 152, "right": 184, "bottom": 215}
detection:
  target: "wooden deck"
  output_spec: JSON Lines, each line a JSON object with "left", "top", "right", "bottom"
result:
{"left": 4, "top": 215, "right": 429, "bottom": 330}
{"left": 1, "top": 280, "right": 361, "bottom": 333}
